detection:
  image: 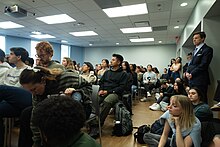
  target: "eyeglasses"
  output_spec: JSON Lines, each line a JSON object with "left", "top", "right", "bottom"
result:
{"left": 35, "top": 54, "right": 47, "bottom": 58}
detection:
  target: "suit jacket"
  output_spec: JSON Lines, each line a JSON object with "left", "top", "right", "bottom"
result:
{"left": 187, "top": 43, "right": 213, "bottom": 86}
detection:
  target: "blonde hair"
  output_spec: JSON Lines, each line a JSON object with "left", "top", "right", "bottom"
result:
{"left": 171, "top": 95, "right": 195, "bottom": 129}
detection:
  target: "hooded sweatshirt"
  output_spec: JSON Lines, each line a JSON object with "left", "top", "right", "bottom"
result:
{"left": 0, "top": 62, "right": 11, "bottom": 83}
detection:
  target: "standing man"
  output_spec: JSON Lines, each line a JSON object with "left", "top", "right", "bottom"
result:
{"left": 89, "top": 54, "right": 128, "bottom": 138}
{"left": 186, "top": 31, "right": 213, "bottom": 103}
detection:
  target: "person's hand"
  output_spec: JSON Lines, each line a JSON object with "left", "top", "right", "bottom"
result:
{"left": 185, "top": 72, "right": 192, "bottom": 80}
{"left": 172, "top": 116, "right": 180, "bottom": 129}
{"left": 64, "top": 88, "right": 75, "bottom": 96}
{"left": 160, "top": 93, "right": 163, "bottom": 97}
{"left": 98, "top": 90, "right": 107, "bottom": 96}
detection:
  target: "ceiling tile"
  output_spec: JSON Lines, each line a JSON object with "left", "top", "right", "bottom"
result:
{"left": 84, "top": 10, "right": 108, "bottom": 19}
{"left": 71, "top": 0, "right": 101, "bottom": 11}
{"left": 53, "top": 3, "right": 80, "bottom": 14}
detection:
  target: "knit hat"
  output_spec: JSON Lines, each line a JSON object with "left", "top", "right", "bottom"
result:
{"left": 0, "top": 49, "right": 5, "bottom": 62}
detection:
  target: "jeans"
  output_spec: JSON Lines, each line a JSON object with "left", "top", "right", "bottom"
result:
{"left": 143, "top": 132, "right": 171, "bottom": 147}
{"left": 0, "top": 85, "right": 32, "bottom": 146}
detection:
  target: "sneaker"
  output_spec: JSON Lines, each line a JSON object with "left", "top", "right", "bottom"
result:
{"left": 150, "top": 103, "right": 161, "bottom": 111}
{"left": 147, "top": 92, "right": 151, "bottom": 97}
{"left": 211, "top": 102, "right": 220, "bottom": 111}
{"left": 149, "top": 103, "right": 157, "bottom": 109}
{"left": 140, "top": 97, "right": 147, "bottom": 102}
{"left": 155, "top": 93, "right": 160, "bottom": 100}
{"left": 89, "top": 126, "right": 99, "bottom": 139}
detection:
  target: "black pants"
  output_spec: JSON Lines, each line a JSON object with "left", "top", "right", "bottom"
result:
{"left": 18, "top": 106, "right": 33, "bottom": 147}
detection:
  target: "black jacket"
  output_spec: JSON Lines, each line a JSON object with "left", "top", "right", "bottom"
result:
{"left": 99, "top": 67, "right": 128, "bottom": 96}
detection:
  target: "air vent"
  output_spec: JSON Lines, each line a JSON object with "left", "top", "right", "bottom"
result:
{"left": 134, "top": 21, "right": 150, "bottom": 27}
{"left": 94, "top": 0, "right": 121, "bottom": 9}
{"left": 152, "top": 26, "right": 167, "bottom": 31}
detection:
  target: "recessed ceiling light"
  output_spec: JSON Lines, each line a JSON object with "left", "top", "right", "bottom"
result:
{"left": 116, "top": 43, "right": 119, "bottom": 45}
{"left": 0, "top": 21, "right": 24, "bottom": 29}
{"left": 103, "top": 3, "right": 148, "bottom": 18}
{"left": 180, "top": 2, "right": 188, "bottom": 7}
{"left": 89, "top": 43, "right": 93, "bottom": 46}
{"left": 130, "top": 38, "right": 154, "bottom": 42}
{"left": 36, "top": 14, "right": 75, "bottom": 24}
{"left": 120, "top": 27, "right": 152, "bottom": 33}
{"left": 61, "top": 40, "right": 68, "bottom": 43}
{"left": 158, "top": 41, "right": 162, "bottom": 43}
{"left": 174, "top": 26, "right": 179, "bottom": 29}
{"left": 69, "top": 31, "right": 98, "bottom": 36}
{"left": 31, "top": 31, "right": 41, "bottom": 35}
{"left": 30, "top": 34, "right": 56, "bottom": 39}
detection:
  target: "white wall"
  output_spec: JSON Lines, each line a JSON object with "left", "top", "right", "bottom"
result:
{"left": 84, "top": 45, "right": 176, "bottom": 72}
{"left": 203, "top": 16, "right": 220, "bottom": 105}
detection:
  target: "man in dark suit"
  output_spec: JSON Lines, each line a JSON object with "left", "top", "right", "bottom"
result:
{"left": 186, "top": 31, "right": 213, "bottom": 103}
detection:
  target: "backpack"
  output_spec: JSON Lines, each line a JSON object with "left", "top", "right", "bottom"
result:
{"left": 150, "top": 119, "right": 173, "bottom": 137}
{"left": 134, "top": 125, "right": 150, "bottom": 144}
{"left": 112, "top": 101, "right": 133, "bottom": 136}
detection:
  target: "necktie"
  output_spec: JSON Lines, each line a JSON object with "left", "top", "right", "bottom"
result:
{"left": 193, "top": 48, "right": 197, "bottom": 56}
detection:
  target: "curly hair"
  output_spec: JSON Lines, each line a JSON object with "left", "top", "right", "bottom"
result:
{"left": 32, "top": 96, "right": 86, "bottom": 146}
{"left": 35, "top": 41, "right": 53, "bottom": 56}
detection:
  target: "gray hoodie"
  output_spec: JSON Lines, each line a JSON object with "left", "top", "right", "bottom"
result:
{"left": 0, "top": 62, "right": 11, "bottom": 84}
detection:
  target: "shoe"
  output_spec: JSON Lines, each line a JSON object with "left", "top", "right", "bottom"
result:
{"left": 89, "top": 126, "right": 99, "bottom": 139}
{"left": 149, "top": 103, "right": 157, "bottom": 109}
{"left": 150, "top": 103, "right": 161, "bottom": 111}
{"left": 140, "top": 97, "right": 147, "bottom": 102}
{"left": 147, "top": 92, "right": 151, "bottom": 97}
{"left": 211, "top": 102, "right": 220, "bottom": 111}
{"left": 155, "top": 93, "right": 160, "bottom": 100}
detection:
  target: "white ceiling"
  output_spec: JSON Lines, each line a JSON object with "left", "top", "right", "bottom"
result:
{"left": 0, "top": 0, "right": 198, "bottom": 47}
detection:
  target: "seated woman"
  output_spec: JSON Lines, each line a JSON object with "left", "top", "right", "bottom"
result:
{"left": 19, "top": 67, "right": 92, "bottom": 147}
{"left": 32, "top": 95, "right": 100, "bottom": 147}
{"left": 188, "top": 87, "right": 213, "bottom": 122}
{"left": 144, "top": 95, "right": 201, "bottom": 147}
{"left": 150, "top": 81, "right": 187, "bottom": 111}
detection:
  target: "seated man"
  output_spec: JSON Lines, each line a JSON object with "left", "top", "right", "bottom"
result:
{"left": 32, "top": 95, "right": 100, "bottom": 147}
{"left": 140, "top": 64, "right": 157, "bottom": 102}
{"left": 0, "top": 47, "right": 32, "bottom": 146}
{"left": 89, "top": 54, "right": 128, "bottom": 138}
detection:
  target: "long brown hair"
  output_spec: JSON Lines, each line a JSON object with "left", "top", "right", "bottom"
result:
{"left": 20, "top": 66, "right": 63, "bottom": 85}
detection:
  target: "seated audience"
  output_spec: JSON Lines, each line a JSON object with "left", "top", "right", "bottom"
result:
{"left": 25, "top": 57, "right": 34, "bottom": 67}
{"left": 0, "top": 49, "right": 11, "bottom": 81}
{"left": 97, "top": 59, "right": 109, "bottom": 80}
{"left": 19, "top": 67, "right": 92, "bottom": 147}
{"left": 81, "top": 62, "right": 97, "bottom": 84}
{"left": 62, "top": 57, "right": 74, "bottom": 70}
{"left": 188, "top": 87, "right": 213, "bottom": 121}
{"left": 161, "top": 68, "right": 169, "bottom": 81}
{"left": 140, "top": 64, "right": 157, "bottom": 102}
{"left": 0, "top": 47, "right": 32, "bottom": 146}
{"left": 130, "top": 64, "right": 138, "bottom": 98}
{"left": 144, "top": 95, "right": 201, "bottom": 147}
{"left": 32, "top": 95, "right": 100, "bottom": 147}
{"left": 35, "top": 41, "right": 64, "bottom": 70}
{"left": 149, "top": 81, "right": 187, "bottom": 111}
{"left": 89, "top": 54, "right": 128, "bottom": 138}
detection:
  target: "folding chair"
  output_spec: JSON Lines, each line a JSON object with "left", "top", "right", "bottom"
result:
{"left": 4, "top": 118, "right": 14, "bottom": 147}
{"left": 90, "top": 85, "right": 102, "bottom": 146}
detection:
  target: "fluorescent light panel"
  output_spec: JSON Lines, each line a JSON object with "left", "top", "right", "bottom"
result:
{"left": 69, "top": 31, "right": 98, "bottom": 36}
{"left": 30, "top": 34, "right": 55, "bottom": 39}
{"left": 174, "top": 26, "right": 179, "bottom": 29}
{"left": 120, "top": 27, "right": 152, "bottom": 33}
{"left": 103, "top": 3, "right": 148, "bottom": 18}
{"left": 36, "top": 14, "right": 75, "bottom": 24}
{"left": 0, "top": 21, "right": 24, "bottom": 29}
{"left": 180, "top": 3, "right": 188, "bottom": 7}
{"left": 61, "top": 40, "right": 68, "bottom": 43}
{"left": 130, "top": 38, "right": 154, "bottom": 42}
{"left": 31, "top": 31, "right": 41, "bottom": 35}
